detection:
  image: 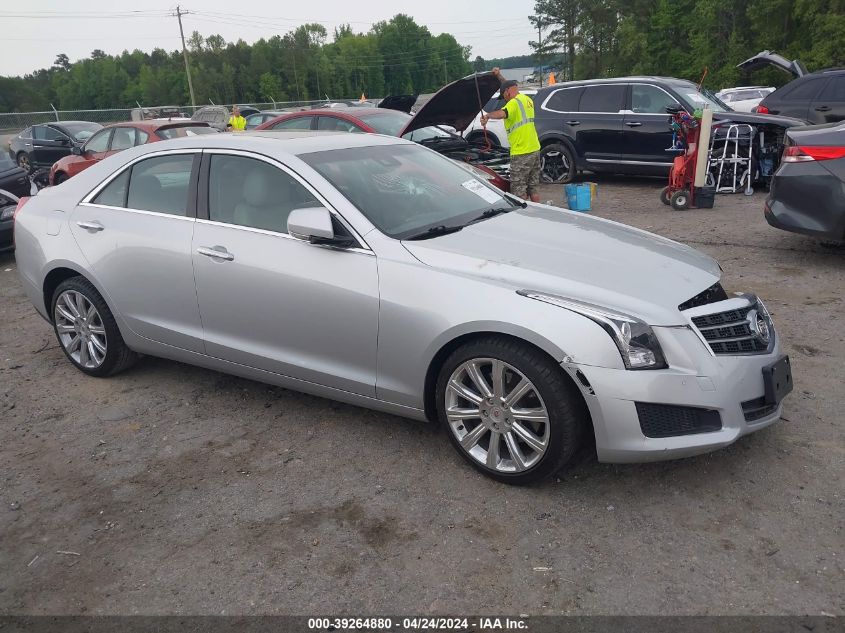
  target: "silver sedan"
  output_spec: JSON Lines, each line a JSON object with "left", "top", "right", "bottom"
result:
{"left": 13, "top": 131, "right": 792, "bottom": 483}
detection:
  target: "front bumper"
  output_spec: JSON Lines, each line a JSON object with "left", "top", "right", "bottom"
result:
{"left": 564, "top": 325, "right": 788, "bottom": 463}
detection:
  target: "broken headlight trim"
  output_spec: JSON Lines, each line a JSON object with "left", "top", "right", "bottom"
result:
{"left": 517, "top": 290, "right": 668, "bottom": 370}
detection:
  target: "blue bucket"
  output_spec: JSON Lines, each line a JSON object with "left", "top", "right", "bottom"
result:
{"left": 564, "top": 183, "right": 592, "bottom": 212}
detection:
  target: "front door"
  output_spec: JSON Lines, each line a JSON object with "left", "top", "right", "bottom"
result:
{"left": 71, "top": 151, "right": 204, "bottom": 352}
{"left": 31, "top": 125, "right": 72, "bottom": 168}
{"left": 191, "top": 151, "right": 379, "bottom": 397}
{"left": 621, "top": 83, "right": 683, "bottom": 171}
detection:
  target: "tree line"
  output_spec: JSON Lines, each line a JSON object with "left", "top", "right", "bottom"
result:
{"left": 528, "top": 0, "right": 845, "bottom": 89}
{"left": 0, "top": 14, "right": 472, "bottom": 113}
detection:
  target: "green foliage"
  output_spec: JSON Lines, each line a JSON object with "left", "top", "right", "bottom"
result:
{"left": 0, "top": 15, "right": 472, "bottom": 112}
{"left": 533, "top": 0, "right": 845, "bottom": 88}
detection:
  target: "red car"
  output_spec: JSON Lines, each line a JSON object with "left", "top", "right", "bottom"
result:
{"left": 49, "top": 120, "right": 216, "bottom": 185}
{"left": 255, "top": 73, "right": 511, "bottom": 191}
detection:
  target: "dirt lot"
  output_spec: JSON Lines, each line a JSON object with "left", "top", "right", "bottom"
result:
{"left": 1, "top": 178, "right": 843, "bottom": 616}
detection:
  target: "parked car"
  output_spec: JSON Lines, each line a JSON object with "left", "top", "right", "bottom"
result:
{"left": 191, "top": 105, "right": 230, "bottom": 131}
{"left": 764, "top": 121, "right": 845, "bottom": 243}
{"left": 464, "top": 89, "right": 538, "bottom": 148}
{"left": 256, "top": 72, "right": 511, "bottom": 191}
{"left": 0, "top": 154, "right": 31, "bottom": 198}
{"left": 49, "top": 120, "right": 216, "bottom": 185}
{"left": 715, "top": 86, "right": 775, "bottom": 112}
{"left": 245, "top": 111, "right": 287, "bottom": 129}
{"left": 532, "top": 76, "right": 805, "bottom": 183}
{"left": 9, "top": 121, "right": 103, "bottom": 173}
{"left": 13, "top": 132, "right": 792, "bottom": 483}
{"left": 236, "top": 105, "right": 260, "bottom": 117}
{"left": 738, "top": 51, "right": 845, "bottom": 124}
{"left": 0, "top": 188, "right": 19, "bottom": 252}
{"left": 130, "top": 106, "right": 187, "bottom": 121}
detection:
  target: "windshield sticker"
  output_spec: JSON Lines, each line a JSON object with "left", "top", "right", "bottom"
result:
{"left": 461, "top": 179, "right": 502, "bottom": 204}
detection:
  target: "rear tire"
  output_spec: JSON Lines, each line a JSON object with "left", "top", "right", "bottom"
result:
{"left": 540, "top": 143, "right": 575, "bottom": 184}
{"left": 436, "top": 336, "right": 585, "bottom": 485}
{"left": 660, "top": 186, "right": 672, "bottom": 206}
{"left": 51, "top": 277, "right": 138, "bottom": 377}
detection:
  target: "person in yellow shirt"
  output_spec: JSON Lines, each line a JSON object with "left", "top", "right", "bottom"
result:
{"left": 227, "top": 106, "right": 246, "bottom": 132}
{"left": 480, "top": 69, "right": 542, "bottom": 202}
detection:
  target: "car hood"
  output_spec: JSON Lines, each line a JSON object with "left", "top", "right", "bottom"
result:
{"left": 713, "top": 110, "right": 806, "bottom": 128}
{"left": 400, "top": 72, "right": 501, "bottom": 136}
{"left": 401, "top": 205, "right": 721, "bottom": 326}
{"left": 378, "top": 95, "right": 418, "bottom": 114}
{"left": 0, "top": 161, "right": 26, "bottom": 180}
{"left": 737, "top": 50, "right": 807, "bottom": 78}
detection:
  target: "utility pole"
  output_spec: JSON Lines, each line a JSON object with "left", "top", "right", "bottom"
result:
{"left": 175, "top": 6, "right": 196, "bottom": 108}
{"left": 537, "top": 20, "right": 543, "bottom": 88}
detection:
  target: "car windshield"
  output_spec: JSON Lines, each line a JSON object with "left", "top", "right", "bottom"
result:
{"left": 61, "top": 122, "right": 103, "bottom": 142}
{"left": 681, "top": 88, "right": 730, "bottom": 112}
{"left": 157, "top": 126, "right": 217, "bottom": 139}
{"left": 356, "top": 110, "right": 412, "bottom": 136}
{"left": 301, "top": 143, "right": 513, "bottom": 240}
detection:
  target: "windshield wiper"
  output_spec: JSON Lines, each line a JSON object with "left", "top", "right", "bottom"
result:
{"left": 404, "top": 224, "right": 465, "bottom": 240}
{"left": 465, "top": 206, "right": 518, "bottom": 226}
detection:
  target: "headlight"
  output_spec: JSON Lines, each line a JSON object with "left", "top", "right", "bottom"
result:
{"left": 0, "top": 206, "right": 14, "bottom": 221}
{"left": 517, "top": 290, "right": 668, "bottom": 370}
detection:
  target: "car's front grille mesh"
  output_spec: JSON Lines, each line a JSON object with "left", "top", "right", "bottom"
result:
{"left": 636, "top": 403, "right": 722, "bottom": 438}
{"left": 691, "top": 304, "right": 770, "bottom": 355}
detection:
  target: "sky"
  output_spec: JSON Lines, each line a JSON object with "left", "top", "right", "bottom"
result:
{"left": 0, "top": 1, "right": 539, "bottom": 77}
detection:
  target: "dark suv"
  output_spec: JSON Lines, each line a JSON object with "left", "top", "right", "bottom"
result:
{"left": 754, "top": 70, "right": 845, "bottom": 124}
{"left": 533, "top": 76, "right": 804, "bottom": 183}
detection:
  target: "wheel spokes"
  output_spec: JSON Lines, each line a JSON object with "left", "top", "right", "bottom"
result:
{"left": 504, "top": 432, "right": 528, "bottom": 470}
{"left": 446, "top": 406, "right": 482, "bottom": 421}
{"left": 465, "top": 361, "right": 493, "bottom": 399}
{"left": 503, "top": 377, "right": 532, "bottom": 407}
{"left": 448, "top": 378, "right": 483, "bottom": 405}
{"left": 486, "top": 434, "right": 501, "bottom": 468}
{"left": 460, "top": 423, "right": 488, "bottom": 450}
{"left": 512, "top": 421, "right": 547, "bottom": 453}
{"left": 511, "top": 407, "right": 549, "bottom": 423}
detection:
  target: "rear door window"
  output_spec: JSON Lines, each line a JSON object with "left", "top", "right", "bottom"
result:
{"left": 579, "top": 85, "right": 626, "bottom": 113}
{"left": 92, "top": 170, "right": 129, "bottom": 207}
{"left": 84, "top": 130, "right": 112, "bottom": 154}
{"left": 782, "top": 77, "right": 827, "bottom": 101}
{"left": 817, "top": 76, "right": 845, "bottom": 102}
{"left": 543, "top": 87, "right": 583, "bottom": 113}
{"left": 271, "top": 116, "right": 314, "bottom": 130}
{"left": 316, "top": 116, "right": 364, "bottom": 132}
{"left": 34, "top": 125, "right": 68, "bottom": 142}
{"left": 126, "top": 154, "right": 195, "bottom": 216}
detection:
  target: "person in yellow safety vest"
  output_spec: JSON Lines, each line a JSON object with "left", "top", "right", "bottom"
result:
{"left": 480, "top": 68, "right": 542, "bottom": 202}
{"left": 227, "top": 106, "right": 246, "bottom": 132}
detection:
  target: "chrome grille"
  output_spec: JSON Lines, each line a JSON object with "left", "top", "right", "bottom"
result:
{"left": 691, "top": 301, "right": 772, "bottom": 355}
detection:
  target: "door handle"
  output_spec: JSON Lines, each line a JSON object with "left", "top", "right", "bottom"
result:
{"left": 625, "top": 121, "right": 643, "bottom": 127}
{"left": 197, "top": 246, "right": 234, "bottom": 261}
{"left": 566, "top": 120, "right": 581, "bottom": 126}
{"left": 76, "top": 220, "right": 104, "bottom": 232}
{"left": 815, "top": 105, "right": 831, "bottom": 112}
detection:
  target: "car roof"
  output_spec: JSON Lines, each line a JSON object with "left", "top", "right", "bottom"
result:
{"left": 47, "top": 121, "right": 100, "bottom": 127}
{"left": 109, "top": 130, "right": 413, "bottom": 158}
{"left": 105, "top": 120, "right": 209, "bottom": 132}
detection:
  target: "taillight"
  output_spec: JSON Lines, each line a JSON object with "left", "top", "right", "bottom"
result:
{"left": 782, "top": 145, "right": 845, "bottom": 162}
{"left": 754, "top": 104, "right": 770, "bottom": 114}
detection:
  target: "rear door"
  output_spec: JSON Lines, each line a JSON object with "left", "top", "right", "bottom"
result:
{"left": 31, "top": 125, "right": 72, "bottom": 168}
{"left": 71, "top": 150, "right": 204, "bottom": 352}
{"left": 68, "top": 128, "right": 112, "bottom": 177}
{"left": 810, "top": 75, "right": 845, "bottom": 124}
{"left": 536, "top": 86, "right": 584, "bottom": 157}
{"left": 269, "top": 115, "right": 315, "bottom": 131}
{"left": 574, "top": 84, "right": 626, "bottom": 168}
{"left": 765, "top": 76, "right": 829, "bottom": 121}
{"left": 621, "top": 83, "right": 682, "bottom": 171}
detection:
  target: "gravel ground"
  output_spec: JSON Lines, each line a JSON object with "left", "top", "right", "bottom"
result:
{"left": 0, "top": 177, "right": 843, "bottom": 616}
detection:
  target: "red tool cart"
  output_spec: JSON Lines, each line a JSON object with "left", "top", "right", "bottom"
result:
{"left": 660, "top": 105, "right": 716, "bottom": 210}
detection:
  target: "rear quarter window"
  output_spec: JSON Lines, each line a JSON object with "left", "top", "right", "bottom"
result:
{"left": 542, "top": 87, "right": 583, "bottom": 113}
{"left": 780, "top": 77, "right": 828, "bottom": 101}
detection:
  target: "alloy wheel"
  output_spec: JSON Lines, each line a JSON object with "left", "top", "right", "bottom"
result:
{"left": 540, "top": 149, "right": 571, "bottom": 183}
{"left": 445, "top": 358, "right": 550, "bottom": 473}
{"left": 17, "top": 153, "right": 31, "bottom": 172}
{"left": 54, "top": 290, "right": 108, "bottom": 369}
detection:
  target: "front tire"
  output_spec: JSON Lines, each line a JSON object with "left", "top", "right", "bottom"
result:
{"left": 51, "top": 277, "right": 138, "bottom": 377}
{"left": 436, "top": 336, "right": 585, "bottom": 484}
{"left": 660, "top": 186, "right": 672, "bottom": 206}
{"left": 670, "top": 189, "right": 691, "bottom": 210}
{"left": 540, "top": 143, "right": 576, "bottom": 184}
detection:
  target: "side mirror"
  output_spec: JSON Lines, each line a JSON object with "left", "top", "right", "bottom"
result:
{"left": 58, "top": 138, "right": 70, "bottom": 146}
{"left": 71, "top": 145, "right": 82, "bottom": 156}
{"left": 288, "top": 206, "right": 335, "bottom": 241}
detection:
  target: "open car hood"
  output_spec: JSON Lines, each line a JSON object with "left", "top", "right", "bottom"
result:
{"left": 400, "top": 72, "right": 501, "bottom": 136}
{"left": 378, "top": 95, "right": 418, "bottom": 114}
{"left": 737, "top": 50, "right": 807, "bottom": 78}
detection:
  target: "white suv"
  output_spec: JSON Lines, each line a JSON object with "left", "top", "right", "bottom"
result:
{"left": 465, "top": 89, "right": 538, "bottom": 148}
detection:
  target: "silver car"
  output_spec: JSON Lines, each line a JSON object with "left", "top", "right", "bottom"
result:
{"left": 13, "top": 132, "right": 793, "bottom": 484}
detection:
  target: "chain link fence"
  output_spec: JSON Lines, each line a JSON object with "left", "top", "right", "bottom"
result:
{"left": 0, "top": 99, "right": 386, "bottom": 134}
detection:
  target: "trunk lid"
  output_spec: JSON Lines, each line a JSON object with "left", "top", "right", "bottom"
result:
{"left": 737, "top": 50, "right": 807, "bottom": 78}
